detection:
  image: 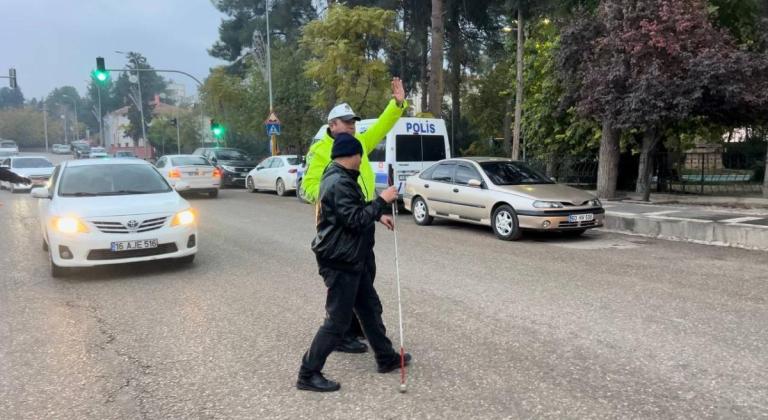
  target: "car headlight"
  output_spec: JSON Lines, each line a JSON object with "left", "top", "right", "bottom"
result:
{"left": 171, "top": 209, "right": 196, "bottom": 227}
{"left": 52, "top": 216, "right": 89, "bottom": 233}
{"left": 220, "top": 165, "right": 236, "bottom": 172}
{"left": 532, "top": 200, "right": 564, "bottom": 209}
{"left": 588, "top": 198, "right": 602, "bottom": 207}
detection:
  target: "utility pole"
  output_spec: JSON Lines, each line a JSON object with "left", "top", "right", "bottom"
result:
{"left": 61, "top": 114, "right": 68, "bottom": 144}
{"left": 266, "top": 0, "right": 278, "bottom": 156}
{"left": 97, "top": 86, "right": 104, "bottom": 147}
{"left": 512, "top": 9, "right": 524, "bottom": 161}
{"left": 176, "top": 108, "right": 181, "bottom": 154}
{"left": 43, "top": 101, "right": 49, "bottom": 153}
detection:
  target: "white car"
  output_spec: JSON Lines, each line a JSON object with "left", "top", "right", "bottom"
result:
{"left": 0, "top": 156, "right": 55, "bottom": 192}
{"left": 155, "top": 154, "right": 221, "bottom": 198}
{"left": 245, "top": 155, "right": 300, "bottom": 196}
{"left": 88, "top": 147, "right": 109, "bottom": 159}
{"left": 0, "top": 140, "right": 19, "bottom": 156}
{"left": 32, "top": 159, "right": 198, "bottom": 277}
{"left": 52, "top": 144, "right": 71, "bottom": 154}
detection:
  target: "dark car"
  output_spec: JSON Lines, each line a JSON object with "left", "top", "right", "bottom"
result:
{"left": 72, "top": 142, "right": 91, "bottom": 159}
{"left": 192, "top": 147, "right": 257, "bottom": 187}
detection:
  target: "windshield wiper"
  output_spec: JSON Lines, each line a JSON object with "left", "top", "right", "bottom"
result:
{"left": 62, "top": 192, "right": 102, "bottom": 197}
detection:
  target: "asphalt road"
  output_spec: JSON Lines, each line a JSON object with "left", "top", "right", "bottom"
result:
{"left": 1, "top": 163, "right": 767, "bottom": 419}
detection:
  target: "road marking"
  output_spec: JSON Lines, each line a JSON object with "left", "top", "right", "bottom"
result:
{"left": 645, "top": 215, "right": 714, "bottom": 223}
{"left": 605, "top": 211, "right": 638, "bottom": 217}
{"left": 643, "top": 210, "right": 680, "bottom": 216}
{"left": 720, "top": 216, "right": 764, "bottom": 224}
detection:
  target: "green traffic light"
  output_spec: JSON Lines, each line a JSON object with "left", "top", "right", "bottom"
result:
{"left": 212, "top": 125, "right": 224, "bottom": 138}
{"left": 96, "top": 72, "right": 107, "bottom": 82}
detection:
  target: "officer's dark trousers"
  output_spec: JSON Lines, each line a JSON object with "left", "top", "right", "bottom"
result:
{"left": 300, "top": 255, "right": 396, "bottom": 377}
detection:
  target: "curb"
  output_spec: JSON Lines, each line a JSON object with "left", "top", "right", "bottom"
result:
{"left": 602, "top": 212, "right": 768, "bottom": 252}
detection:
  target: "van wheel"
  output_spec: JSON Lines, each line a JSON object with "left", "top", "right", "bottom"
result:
{"left": 246, "top": 176, "right": 257, "bottom": 193}
{"left": 276, "top": 179, "right": 286, "bottom": 196}
{"left": 492, "top": 205, "right": 522, "bottom": 241}
{"left": 412, "top": 197, "right": 433, "bottom": 226}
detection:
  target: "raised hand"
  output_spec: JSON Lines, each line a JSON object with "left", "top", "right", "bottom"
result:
{"left": 391, "top": 77, "right": 405, "bottom": 105}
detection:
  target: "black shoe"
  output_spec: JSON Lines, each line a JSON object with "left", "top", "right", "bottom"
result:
{"left": 296, "top": 373, "right": 341, "bottom": 392}
{"left": 377, "top": 352, "right": 412, "bottom": 373}
{"left": 335, "top": 337, "right": 368, "bottom": 353}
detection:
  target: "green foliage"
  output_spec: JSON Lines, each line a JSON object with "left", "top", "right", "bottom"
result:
{"left": 0, "top": 107, "right": 64, "bottom": 147}
{"left": 301, "top": 5, "right": 403, "bottom": 117}
{"left": 148, "top": 111, "right": 202, "bottom": 155}
{"left": 0, "top": 87, "right": 24, "bottom": 109}
{"left": 113, "top": 53, "right": 168, "bottom": 142}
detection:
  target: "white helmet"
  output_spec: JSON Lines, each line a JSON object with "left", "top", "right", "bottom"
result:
{"left": 327, "top": 103, "right": 361, "bottom": 123}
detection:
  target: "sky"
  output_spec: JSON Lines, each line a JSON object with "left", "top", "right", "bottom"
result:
{"left": 0, "top": 0, "right": 229, "bottom": 100}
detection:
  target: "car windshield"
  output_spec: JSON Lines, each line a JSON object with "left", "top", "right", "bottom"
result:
{"left": 172, "top": 156, "right": 210, "bottom": 166}
{"left": 214, "top": 149, "right": 249, "bottom": 160}
{"left": 12, "top": 158, "right": 53, "bottom": 168}
{"left": 479, "top": 161, "right": 554, "bottom": 185}
{"left": 286, "top": 157, "right": 300, "bottom": 165}
{"left": 58, "top": 164, "right": 172, "bottom": 197}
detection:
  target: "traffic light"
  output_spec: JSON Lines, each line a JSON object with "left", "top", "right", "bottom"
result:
{"left": 170, "top": 118, "right": 177, "bottom": 127}
{"left": 93, "top": 57, "right": 108, "bottom": 82}
{"left": 8, "top": 68, "right": 17, "bottom": 89}
{"left": 210, "top": 120, "right": 225, "bottom": 139}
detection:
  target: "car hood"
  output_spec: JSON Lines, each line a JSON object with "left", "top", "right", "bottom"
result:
{"left": 52, "top": 192, "right": 189, "bottom": 218}
{"left": 217, "top": 160, "right": 257, "bottom": 167}
{"left": 493, "top": 183, "right": 596, "bottom": 205}
{"left": 13, "top": 167, "right": 55, "bottom": 177}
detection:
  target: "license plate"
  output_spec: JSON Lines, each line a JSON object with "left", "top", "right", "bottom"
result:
{"left": 569, "top": 214, "right": 594, "bottom": 223}
{"left": 32, "top": 179, "right": 47, "bottom": 186}
{"left": 110, "top": 239, "right": 158, "bottom": 252}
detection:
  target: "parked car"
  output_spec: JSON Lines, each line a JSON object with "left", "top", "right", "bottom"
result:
{"left": 403, "top": 157, "right": 605, "bottom": 240}
{"left": 245, "top": 155, "right": 300, "bottom": 196}
{"left": 52, "top": 144, "right": 71, "bottom": 154}
{"left": 113, "top": 151, "right": 137, "bottom": 158}
{"left": 192, "top": 147, "right": 257, "bottom": 187}
{"left": 31, "top": 159, "right": 198, "bottom": 277}
{"left": 0, "top": 140, "right": 19, "bottom": 156}
{"left": 155, "top": 154, "right": 220, "bottom": 198}
{"left": 72, "top": 142, "right": 91, "bottom": 159}
{"left": 88, "top": 147, "right": 109, "bottom": 159}
{"left": 0, "top": 155, "right": 55, "bottom": 192}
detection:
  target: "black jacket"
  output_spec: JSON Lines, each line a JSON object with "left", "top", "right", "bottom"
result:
{"left": 0, "top": 167, "right": 29, "bottom": 184}
{"left": 312, "top": 162, "right": 387, "bottom": 271}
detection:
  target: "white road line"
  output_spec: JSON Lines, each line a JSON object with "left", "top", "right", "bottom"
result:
{"left": 720, "top": 216, "right": 764, "bottom": 224}
{"left": 646, "top": 215, "right": 714, "bottom": 223}
{"left": 605, "top": 211, "right": 638, "bottom": 217}
{"left": 643, "top": 210, "right": 680, "bottom": 216}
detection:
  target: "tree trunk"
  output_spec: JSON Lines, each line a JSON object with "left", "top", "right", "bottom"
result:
{"left": 596, "top": 119, "right": 621, "bottom": 199}
{"left": 420, "top": 29, "right": 429, "bottom": 113}
{"left": 502, "top": 98, "right": 512, "bottom": 156}
{"left": 511, "top": 8, "right": 524, "bottom": 160}
{"left": 428, "top": 0, "right": 444, "bottom": 117}
{"left": 763, "top": 145, "right": 768, "bottom": 198}
{"left": 635, "top": 126, "right": 660, "bottom": 201}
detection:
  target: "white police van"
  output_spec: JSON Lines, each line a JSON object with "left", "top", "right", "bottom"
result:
{"left": 298, "top": 118, "right": 450, "bottom": 199}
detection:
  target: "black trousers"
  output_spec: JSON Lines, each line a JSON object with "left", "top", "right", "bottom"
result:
{"left": 300, "top": 256, "right": 396, "bottom": 377}
{"left": 344, "top": 253, "right": 375, "bottom": 339}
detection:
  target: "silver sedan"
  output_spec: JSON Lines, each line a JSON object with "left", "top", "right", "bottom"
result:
{"left": 403, "top": 157, "right": 604, "bottom": 240}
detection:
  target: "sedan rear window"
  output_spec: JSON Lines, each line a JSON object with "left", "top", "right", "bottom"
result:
{"left": 171, "top": 156, "right": 210, "bottom": 167}
{"left": 480, "top": 161, "right": 553, "bottom": 185}
{"left": 59, "top": 164, "right": 172, "bottom": 197}
{"left": 13, "top": 158, "right": 53, "bottom": 168}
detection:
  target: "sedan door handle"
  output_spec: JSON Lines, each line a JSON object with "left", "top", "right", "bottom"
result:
{"left": 453, "top": 188, "right": 459, "bottom": 193}
{"left": 424, "top": 184, "right": 430, "bottom": 188}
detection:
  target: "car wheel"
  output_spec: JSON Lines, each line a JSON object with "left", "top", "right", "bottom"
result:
{"left": 276, "top": 179, "right": 286, "bottom": 196}
{"left": 492, "top": 204, "right": 522, "bottom": 241}
{"left": 412, "top": 197, "right": 433, "bottom": 226}
{"left": 208, "top": 189, "right": 219, "bottom": 198}
{"left": 246, "top": 176, "right": 257, "bottom": 193}
{"left": 49, "top": 251, "right": 68, "bottom": 278}
{"left": 177, "top": 254, "right": 195, "bottom": 264}
{"left": 296, "top": 179, "right": 308, "bottom": 203}
{"left": 42, "top": 238, "right": 49, "bottom": 252}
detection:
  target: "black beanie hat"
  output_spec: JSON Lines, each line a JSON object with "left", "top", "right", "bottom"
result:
{"left": 331, "top": 133, "right": 364, "bottom": 159}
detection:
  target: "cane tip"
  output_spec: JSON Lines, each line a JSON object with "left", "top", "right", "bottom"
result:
{"left": 399, "top": 383, "right": 407, "bottom": 393}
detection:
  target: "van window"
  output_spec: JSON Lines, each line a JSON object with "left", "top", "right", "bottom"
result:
{"left": 368, "top": 139, "right": 386, "bottom": 162}
{"left": 421, "top": 135, "right": 447, "bottom": 161}
{"left": 396, "top": 135, "right": 421, "bottom": 161}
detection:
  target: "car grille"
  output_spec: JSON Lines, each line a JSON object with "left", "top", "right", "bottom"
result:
{"left": 91, "top": 216, "right": 169, "bottom": 234}
{"left": 87, "top": 243, "right": 178, "bottom": 260}
{"left": 558, "top": 220, "right": 598, "bottom": 228}
{"left": 29, "top": 175, "right": 50, "bottom": 180}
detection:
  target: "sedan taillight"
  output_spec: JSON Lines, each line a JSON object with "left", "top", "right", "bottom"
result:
{"left": 168, "top": 168, "right": 182, "bottom": 179}
{"left": 288, "top": 168, "right": 297, "bottom": 174}
{"left": 212, "top": 168, "right": 221, "bottom": 178}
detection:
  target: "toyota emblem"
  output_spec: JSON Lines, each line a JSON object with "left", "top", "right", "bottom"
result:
{"left": 126, "top": 220, "right": 140, "bottom": 231}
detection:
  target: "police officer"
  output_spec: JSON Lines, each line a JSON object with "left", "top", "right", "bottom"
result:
{"left": 297, "top": 133, "right": 411, "bottom": 392}
{"left": 302, "top": 78, "right": 407, "bottom": 354}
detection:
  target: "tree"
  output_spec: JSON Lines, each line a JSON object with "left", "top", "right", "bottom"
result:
{"left": 301, "top": 5, "right": 403, "bottom": 117}
{"left": 113, "top": 53, "right": 168, "bottom": 142}
{"left": 428, "top": 0, "right": 444, "bottom": 116}
{"left": 0, "top": 107, "right": 64, "bottom": 147}
{"left": 0, "top": 87, "right": 24, "bottom": 109}
{"left": 148, "top": 111, "right": 202, "bottom": 155}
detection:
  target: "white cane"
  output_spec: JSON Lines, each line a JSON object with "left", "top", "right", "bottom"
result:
{"left": 389, "top": 165, "right": 407, "bottom": 393}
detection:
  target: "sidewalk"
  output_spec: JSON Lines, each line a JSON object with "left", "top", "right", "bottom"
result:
{"left": 601, "top": 199, "right": 768, "bottom": 251}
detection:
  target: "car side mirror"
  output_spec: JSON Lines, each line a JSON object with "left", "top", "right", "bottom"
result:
{"left": 174, "top": 181, "right": 191, "bottom": 192}
{"left": 467, "top": 179, "right": 483, "bottom": 188}
{"left": 31, "top": 187, "right": 51, "bottom": 199}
